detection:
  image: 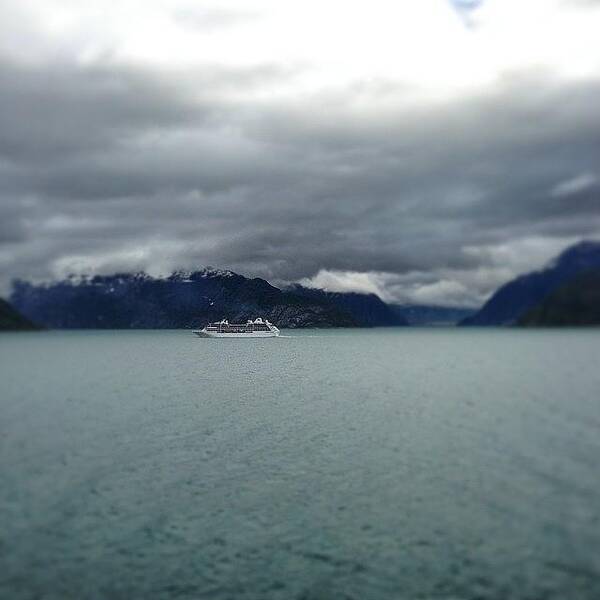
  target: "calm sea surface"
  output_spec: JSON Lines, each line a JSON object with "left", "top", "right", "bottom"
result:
{"left": 1, "top": 329, "right": 600, "bottom": 599}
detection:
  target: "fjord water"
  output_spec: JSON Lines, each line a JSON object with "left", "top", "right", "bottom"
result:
{"left": 1, "top": 329, "right": 599, "bottom": 600}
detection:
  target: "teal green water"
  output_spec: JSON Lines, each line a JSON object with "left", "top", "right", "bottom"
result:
{"left": 1, "top": 329, "right": 599, "bottom": 599}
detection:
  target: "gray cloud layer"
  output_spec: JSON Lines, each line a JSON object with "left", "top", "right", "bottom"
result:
{"left": 1, "top": 34, "right": 600, "bottom": 304}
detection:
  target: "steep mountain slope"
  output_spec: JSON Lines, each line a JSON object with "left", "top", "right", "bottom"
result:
{"left": 286, "top": 285, "right": 408, "bottom": 326}
{"left": 460, "top": 241, "right": 600, "bottom": 326}
{"left": 518, "top": 270, "right": 600, "bottom": 326}
{"left": 10, "top": 269, "right": 358, "bottom": 329}
{"left": 0, "top": 298, "right": 39, "bottom": 331}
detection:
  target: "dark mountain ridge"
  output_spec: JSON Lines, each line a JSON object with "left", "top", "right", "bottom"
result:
{"left": 518, "top": 270, "right": 600, "bottom": 326}
{"left": 285, "top": 285, "right": 408, "bottom": 326}
{"left": 460, "top": 241, "right": 600, "bottom": 326}
{"left": 10, "top": 269, "right": 358, "bottom": 329}
{"left": 0, "top": 297, "right": 39, "bottom": 331}
{"left": 9, "top": 268, "right": 492, "bottom": 330}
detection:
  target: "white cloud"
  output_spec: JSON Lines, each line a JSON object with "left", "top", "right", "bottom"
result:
{"left": 3, "top": 0, "right": 600, "bottom": 99}
{"left": 402, "top": 279, "right": 474, "bottom": 307}
{"left": 551, "top": 172, "right": 598, "bottom": 197}
{"left": 298, "top": 268, "right": 487, "bottom": 307}
{"left": 298, "top": 270, "right": 391, "bottom": 299}
{"left": 2, "top": 1, "right": 600, "bottom": 303}
{"left": 461, "top": 237, "right": 581, "bottom": 272}
{"left": 297, "top": 235, "right": 590, "bottom": 307}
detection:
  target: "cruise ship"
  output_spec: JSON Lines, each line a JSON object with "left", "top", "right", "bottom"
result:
{"left": 193, "top": 318, "right": 280, "bottom": 338}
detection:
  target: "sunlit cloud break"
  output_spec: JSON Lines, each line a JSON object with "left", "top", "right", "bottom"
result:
{"left": 448, "top": 0, "right": 484, "bottom": 27}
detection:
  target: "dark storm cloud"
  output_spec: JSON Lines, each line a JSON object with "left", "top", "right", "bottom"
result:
{"left": 0, "top": 202, "right": 28, "bottom": 244}
{"left": 1, "top": 51, "right": 600, "bottom": 303}
{"left": 0, "top": 59, "right": 296, "bottom": 165}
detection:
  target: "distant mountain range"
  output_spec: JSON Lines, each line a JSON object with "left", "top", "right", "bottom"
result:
{"left": 10, "top": 270, "right": 473, "bottom": 330}
{"left": 285, "top": 285, "right": 408, "bottom": 326}
{"left": 0, "top": 298, "right": 39, "bottom": 331}
{"left": 461, "top": 241, "right": 600, "bottom": 326}
{"left": 11, "top": 240, "right": 599, "bottom": 330}
{"left": 10, "top": 270, "right": 359, "bottom": 329}
{"left": 284, "top": 287, "right": 475, "bottom": 326}
{"left": 391, "top": 304, "right": 476, "bottom": 326}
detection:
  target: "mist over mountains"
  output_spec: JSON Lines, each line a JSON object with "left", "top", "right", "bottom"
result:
{"left": 7, "top": 240, "right": 600, "bottom": 329}
{"left": 10, "top": 270, "right": 356, "bottom": 329}
{"left": 285, "top": 285, "right": 408, "bottom": 327}
{"left": 9, "top": 269, "right": 471, "bottom": 330}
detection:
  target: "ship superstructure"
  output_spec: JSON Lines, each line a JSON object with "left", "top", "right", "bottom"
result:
{"left": 193, "top": 318, "right": 280, "bottom": 338}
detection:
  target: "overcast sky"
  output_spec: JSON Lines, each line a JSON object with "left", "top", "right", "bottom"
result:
{"left": 1, "top": 0, "right": 599, "bottom": 306}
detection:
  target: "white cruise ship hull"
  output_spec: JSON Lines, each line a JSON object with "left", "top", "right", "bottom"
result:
{"left": 193, "top": 330, "right": 279, "bottom": 338}
{"left": 193, "top": 317, "right": 279, "bottom": 338}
